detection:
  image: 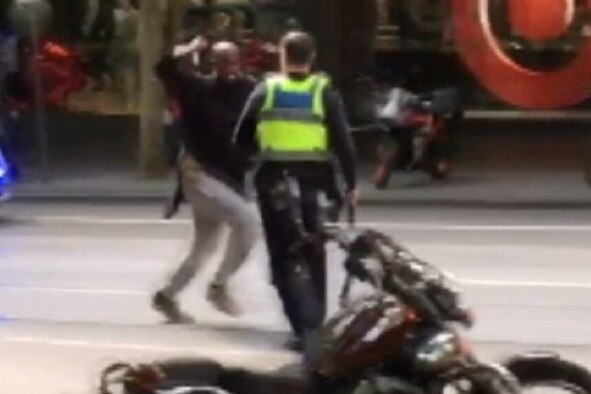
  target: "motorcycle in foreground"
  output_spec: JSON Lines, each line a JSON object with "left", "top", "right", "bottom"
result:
{"left": 373, "top": 87, "right": 461, "bottom": 189}
{"left": 99, "top": 206, "right": 591, "bottom": 394}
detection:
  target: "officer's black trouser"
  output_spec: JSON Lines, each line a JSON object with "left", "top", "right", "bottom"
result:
{"left": 255, "top": 163, "right": 333, "bottom": 338}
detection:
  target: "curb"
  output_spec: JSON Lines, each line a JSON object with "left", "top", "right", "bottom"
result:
{"left": 11, "top": 191, "right": 591, "bottom": 209}
{"left": 360, "top": 198, "right": 591, "bottom": 209}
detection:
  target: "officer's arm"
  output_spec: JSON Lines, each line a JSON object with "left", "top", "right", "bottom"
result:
{"left": 324, "top": 89, "right": 357, "bottom": 191}
{"left": 233, "top": 82, "right": 266, "bottom": 154}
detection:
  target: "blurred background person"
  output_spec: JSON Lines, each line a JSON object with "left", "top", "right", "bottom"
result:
{"left": 85, "top": 0, "right": 116, "bottom": 91}
{"left": 111, "top": 0, "right": 139, "bottom": 111}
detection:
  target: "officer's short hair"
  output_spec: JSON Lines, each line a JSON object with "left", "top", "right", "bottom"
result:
{"left": 280, "top": 31, "right": 316, "bottom": 66}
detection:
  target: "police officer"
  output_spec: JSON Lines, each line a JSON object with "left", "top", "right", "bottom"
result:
{"left": 234, "top": 31, "right": 357, "bottom": 350}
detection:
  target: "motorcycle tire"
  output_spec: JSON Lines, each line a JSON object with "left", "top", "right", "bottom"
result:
{"left": 505, "top": 355, "right": 591, "bottom": 394}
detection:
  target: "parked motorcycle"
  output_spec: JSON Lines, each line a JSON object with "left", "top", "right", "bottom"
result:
{"left": 99, "top": 204, "right": 591, "bottom": 394}
{"left": 373, "top": 87, "right": 461, "bottom": 189}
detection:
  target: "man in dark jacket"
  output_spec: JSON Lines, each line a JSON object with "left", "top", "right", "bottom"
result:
{"left": 153, "top": 39, "right": 259, "bottom": 322}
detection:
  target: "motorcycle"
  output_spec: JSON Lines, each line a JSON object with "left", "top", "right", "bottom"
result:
{"left": 373, "top": 87, "right": 461, "bottom": 189}
{"left": 99, "top": 202, "right": 591, "bottom": 394}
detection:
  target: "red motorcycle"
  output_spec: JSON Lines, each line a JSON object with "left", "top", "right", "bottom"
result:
{"left": 35, "top": 40, "right": 88, "bottom": 107}
{"left": 373, "top": 87, "right": 461, "bottom": 189}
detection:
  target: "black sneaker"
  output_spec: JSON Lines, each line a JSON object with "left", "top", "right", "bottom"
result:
{"left": 152, "top": 291, "right": 193, "bottom": 324}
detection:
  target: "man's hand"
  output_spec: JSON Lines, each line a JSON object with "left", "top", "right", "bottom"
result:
{"left": 173, "top": 35, "right": 208, "bottom": 58}
{"left": 343, "top": 188, "right": 359, "bottom": 225}
{"left": 189, "top": 35, "right": 209, "bottom": 51}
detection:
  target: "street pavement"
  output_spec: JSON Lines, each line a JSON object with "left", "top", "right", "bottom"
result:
{"left": 1, "top": 202, "right": 591, "bottom": 393}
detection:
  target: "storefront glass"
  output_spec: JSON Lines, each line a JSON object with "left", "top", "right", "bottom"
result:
{"left": 376, "top": 0, "right": 591, "bottom": 112}
{"left": 4, "top": 0, "right": 591, "bottom": 116}
{"left": 1, "top": 0, "right": 590, "bottom": 181}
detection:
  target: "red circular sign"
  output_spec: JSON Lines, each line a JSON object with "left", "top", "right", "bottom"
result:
{"left": 508, "top": 0, "right": 572, "bottom": 41}
{"left": 452, "top": 0, "right": 591, "bottom": 109}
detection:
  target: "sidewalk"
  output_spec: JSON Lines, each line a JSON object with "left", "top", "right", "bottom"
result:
{"left": 360, "top": 170, "right": 591, "bottom": 207}
{"left": 12, "top": 168, "right": 591, "bottom": 207}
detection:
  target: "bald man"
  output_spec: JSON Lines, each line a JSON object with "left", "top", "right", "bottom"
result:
{"left": 153, "top": 39, "right": 258, "bottom": 322}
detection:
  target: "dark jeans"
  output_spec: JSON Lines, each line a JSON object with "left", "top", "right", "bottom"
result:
{"left": 255, "top": 163, "right": 334, "bottom": 338}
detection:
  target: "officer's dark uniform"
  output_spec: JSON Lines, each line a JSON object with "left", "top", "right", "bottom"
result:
{"left": 234, "top": 72, "right": 356, "bottom": 339}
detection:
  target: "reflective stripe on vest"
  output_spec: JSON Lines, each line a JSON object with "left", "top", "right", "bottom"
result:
{"left": 258, "top": 108, "right": 324, "bottom": 124}
{"left": 256, "top": 74, "right": 330, "bottom": 155}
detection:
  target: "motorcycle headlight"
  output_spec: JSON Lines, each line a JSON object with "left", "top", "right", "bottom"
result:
{"left": 415, "top": 331, "right": 464, "bottom": 372}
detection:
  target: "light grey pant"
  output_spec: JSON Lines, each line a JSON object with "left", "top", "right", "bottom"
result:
{"left": 162, "top": 155, "right": 259, "bottom": 297}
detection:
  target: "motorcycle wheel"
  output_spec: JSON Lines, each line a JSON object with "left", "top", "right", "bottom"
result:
{"left": 505, "top": 356, "right": 591, "bottom": 394}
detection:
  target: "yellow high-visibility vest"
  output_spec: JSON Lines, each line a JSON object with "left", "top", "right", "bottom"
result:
{"left": 256, "top": 74, "right": 330, "bottom": 156}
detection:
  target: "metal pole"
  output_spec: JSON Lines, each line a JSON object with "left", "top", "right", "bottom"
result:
{"left": 27, "top": 5, "right": 50, "bottom": 182}
{"left": 139, "top": 0, "right": 166, "bottom": 177}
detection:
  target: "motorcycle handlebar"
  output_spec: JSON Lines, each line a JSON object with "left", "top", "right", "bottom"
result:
{"left": 329, "top": 205, "right": 469, "bottom": 327}
{"left": 344, "top": 255, "right": 446, "bottom": 325}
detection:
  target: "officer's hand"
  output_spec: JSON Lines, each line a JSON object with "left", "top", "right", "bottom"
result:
{"left": 348, "top": 188, "right": 360, "bottom": 206}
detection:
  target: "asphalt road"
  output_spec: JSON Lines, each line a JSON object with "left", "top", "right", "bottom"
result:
{"left": 1, "top": 201, "right": 591, "bottom": 393}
